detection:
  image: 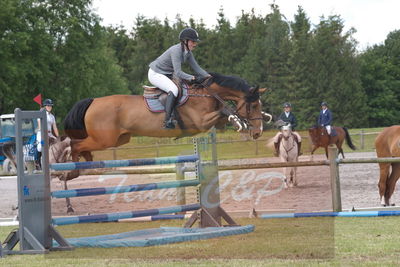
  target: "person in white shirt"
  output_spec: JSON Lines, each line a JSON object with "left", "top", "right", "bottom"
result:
{"left": 37, "top": 98, "right": 59, "bottom": 154}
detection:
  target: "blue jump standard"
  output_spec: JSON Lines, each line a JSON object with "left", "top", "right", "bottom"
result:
{"left": 51, "top": 179, "right": 200, "bottom": 199}
{"left": 52, "top": 203, "right": 201, "bottom": 226}
{"left": 261, "top": 210, "right": 400, "bottom": 219}
{"left": 50, "top": 154, "right": 199, "bottom": 171}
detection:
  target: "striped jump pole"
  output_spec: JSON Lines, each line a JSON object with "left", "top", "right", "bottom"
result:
{"left": 51, "top": 179, "right": 200, "bottom": 198}
{"left": 50, "top": 154, "right": 199, "bottom": 171}
{"left": 52, "top": 203, "right": 201, "bottom": 226}
{"left": 261, "top": 210, "right": 400, "bottom": 219}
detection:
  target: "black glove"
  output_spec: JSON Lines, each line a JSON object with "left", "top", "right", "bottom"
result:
{"left": 193, "top": 76, "right": 206, "bottom": 84}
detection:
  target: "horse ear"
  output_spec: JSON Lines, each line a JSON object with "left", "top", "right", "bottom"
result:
{"left": 258, "top": 88, "right": 268, "bottom": 94}
{"left": 249, "top": 86, "right": 259, "bottom": 93}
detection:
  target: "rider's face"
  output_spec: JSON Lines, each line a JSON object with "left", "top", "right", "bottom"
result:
{"left": 45, "top": 105, "right": 53, "bottom": 112}
{"left": 187, "top": 40, "right": 198, "bottom": 51}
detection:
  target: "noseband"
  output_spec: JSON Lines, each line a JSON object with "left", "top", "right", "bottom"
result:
{"left": 193, "top": 77, "right": 262, "bottom": 129}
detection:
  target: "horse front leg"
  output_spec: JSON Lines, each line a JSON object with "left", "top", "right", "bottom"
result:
{"left": 378, "top": 163, "right": 391, "bottom": 206}
{"left": 310, "top": 145, "right": 318, "bottom": 161}
{"left": 384, "top": 163, "right": 400, "bottom": 206}
{"left": 60, "top": 176, "right": 74, "bottom": 214}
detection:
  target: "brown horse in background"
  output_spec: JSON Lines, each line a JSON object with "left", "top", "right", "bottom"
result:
{"left": 64, "top": 72, "right": 269, "bottom": 162}
{"left": 308, "top": 126, "right": 356, "bottom": 158}
{"left": 375, "top": 126, "right": 400, "bottom": 206}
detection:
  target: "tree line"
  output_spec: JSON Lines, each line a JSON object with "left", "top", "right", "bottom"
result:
{"left": 1, "top": 0, "right": 399, "bottom": 130}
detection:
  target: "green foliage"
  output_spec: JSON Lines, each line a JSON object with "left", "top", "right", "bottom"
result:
{"left": 0, "top": 0, "right": 128, "bottom": 125}
{"left": 1, "top": 1, "right": 397, "bottom": 129}
{"left": 359, "top": 30, "right": 400, "bottom": 127}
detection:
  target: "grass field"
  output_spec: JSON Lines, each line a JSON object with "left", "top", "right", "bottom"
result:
{"left": 1, "top": 216, "right": 400, "bottom": 266}
{"left": 91, "top": 127, "right": 383, "bottom": 161}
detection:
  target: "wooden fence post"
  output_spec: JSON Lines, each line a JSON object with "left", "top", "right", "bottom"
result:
{"left": 360, "top": 129, "right": 365, "bottom": 150}
{"left": 328, "top": 146, "right": 342, "bottom": 212}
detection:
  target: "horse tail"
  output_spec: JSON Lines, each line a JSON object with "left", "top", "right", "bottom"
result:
{"left": 64, "top": 98, "right": 94, "bottom": 139}
{"left": 342, "top": 127, "right": 356, "bottom": 150}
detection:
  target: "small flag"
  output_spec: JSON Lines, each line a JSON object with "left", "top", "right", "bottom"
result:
{"left": 33, "top": 94, "right": 42, "bottom": 106}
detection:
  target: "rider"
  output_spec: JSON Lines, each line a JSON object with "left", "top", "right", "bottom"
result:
{"left": 42, "top": 98, "right": 59, "bottom": 141}
{"left": 148, "top": 28, "right": 210, "bottom": 129}
{"left": 273, "top": 102, "right": 302, "bottom": 156}
{"left": 317, "top": 101, "right": 333, "bottom": 138}
{"left": 36, "top": 98, "right": 59, "bottom": 168}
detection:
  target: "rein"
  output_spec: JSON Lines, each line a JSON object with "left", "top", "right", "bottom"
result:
{"left": 188, "top": 77, "right": 262, "bottom": 127}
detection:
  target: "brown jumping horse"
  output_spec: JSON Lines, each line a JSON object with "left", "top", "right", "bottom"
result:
{"left": 64, "top": 73, "right": 269, "bottom": 163}
{"left": 375, "top": 125, "right": 400, "bottom": 206}
{"left": 308, "top": 126, "right": 356, "bottom": 158}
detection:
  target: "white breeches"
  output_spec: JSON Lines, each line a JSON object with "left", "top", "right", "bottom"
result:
{"left": 148, "top": 68, "right": 178, "bottom": 97}
{"left": 325, "top": 125, "right": 331, "bottom": 135}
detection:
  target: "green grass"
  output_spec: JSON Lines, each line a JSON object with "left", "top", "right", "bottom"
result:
{"left": 1, "top": 217, "right": 400, "bottom": 265}
{"left": 91, "top": 128, "right": 383, "bottom": 161}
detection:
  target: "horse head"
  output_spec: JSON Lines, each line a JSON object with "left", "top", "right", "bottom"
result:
{"left": 281, "top": 124, "right": 292, "bottom": 139}
{"left": 207, "top": 72, "right": 268, "bottom": 140}
{"left": 308, "top": 126, "right": 320, "bottom": 145}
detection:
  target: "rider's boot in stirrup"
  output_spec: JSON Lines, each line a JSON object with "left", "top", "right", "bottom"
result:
{"left": 274, "top": 142, "right": 280, "bottom": 157}
{"left": 298, "top": 142, "right": 303, "bottom": 156}
{"left": 164, "top": 92, "right": 176, "bottom": 129}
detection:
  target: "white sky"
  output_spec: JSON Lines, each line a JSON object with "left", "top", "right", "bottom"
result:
{"left": 92, "top": 0, "right": 400, "bottom": 51}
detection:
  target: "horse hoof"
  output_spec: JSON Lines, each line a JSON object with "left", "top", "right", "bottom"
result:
{"left": 67, "top": 207, "right": 75, "bottom": 214}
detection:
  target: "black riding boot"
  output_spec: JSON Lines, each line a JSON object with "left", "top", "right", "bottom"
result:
{"left": 298, "top": 142, "right": 302, "bottom": 156}
{"left": 164, "top": 92, "right": 176, "bottom": 129}
{"left": 274, "top": 142, "right": 280, "bottom": 157}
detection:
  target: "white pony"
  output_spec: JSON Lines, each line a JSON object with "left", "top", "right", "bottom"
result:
{"left": 279, "top": 124, "right": 299, "bottom": 187}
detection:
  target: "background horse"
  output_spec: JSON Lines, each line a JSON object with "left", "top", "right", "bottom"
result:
{"left": 266, "top": 122, "right": 299, "bottom": 187}
{"left": 375, "top": 125, "right": 400, "bottom": 206}
{"left": 64, "top": 72, "right": 269, "bottom": 162}
{"left": 279, "top": 124, "right": 299, "bottom": 187}
{"left": 308, "top": 126, "right": 356, "bottom": 158}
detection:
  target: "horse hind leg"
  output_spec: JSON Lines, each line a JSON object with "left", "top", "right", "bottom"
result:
{"left": 384, "top": 163, "right": 400, "bottom": 206}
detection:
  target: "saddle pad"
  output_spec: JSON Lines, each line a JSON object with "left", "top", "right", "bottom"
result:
{"left": 144, "top": 88, "right": 189, "bottom": 113}
{"left": 331, "top": 127, "right": 337, "bottom": 137}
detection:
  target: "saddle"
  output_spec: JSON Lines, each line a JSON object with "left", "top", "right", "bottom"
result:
{"left": 142, "top": 80, "right": 189, "bottom": 113}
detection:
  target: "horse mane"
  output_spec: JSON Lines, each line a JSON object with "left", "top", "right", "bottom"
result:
{"left": 209, "top": 72, "right": 259, "bottom": 102}
{"left": 209, "top": 72, "right": 250, "bottom": 92}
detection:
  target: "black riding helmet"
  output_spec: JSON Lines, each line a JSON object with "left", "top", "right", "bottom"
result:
{"left": 179, "top": 28, "right": 200, "bottom": 42}
{"left": 283, "top": 102, "right": 291, "bottom": 108}
{"left": 43, "top": 99, "right": 54, "bottom": 106}
{"left": 321, "top": 101, "right": 328, "bottom": 107}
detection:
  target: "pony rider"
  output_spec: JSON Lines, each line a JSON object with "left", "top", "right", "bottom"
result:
{"left": 317, "top": 101, "right": 333, "bottom": 142}
{"left": 273, "top": 102, "right": 302, "bottom": 156}
{"left": 148, "top": 28, "right": 211, "bottom": 129}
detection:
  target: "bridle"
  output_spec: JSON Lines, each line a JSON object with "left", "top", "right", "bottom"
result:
{"left": 189, "top": 77, "right": 263, "bottom": 131}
